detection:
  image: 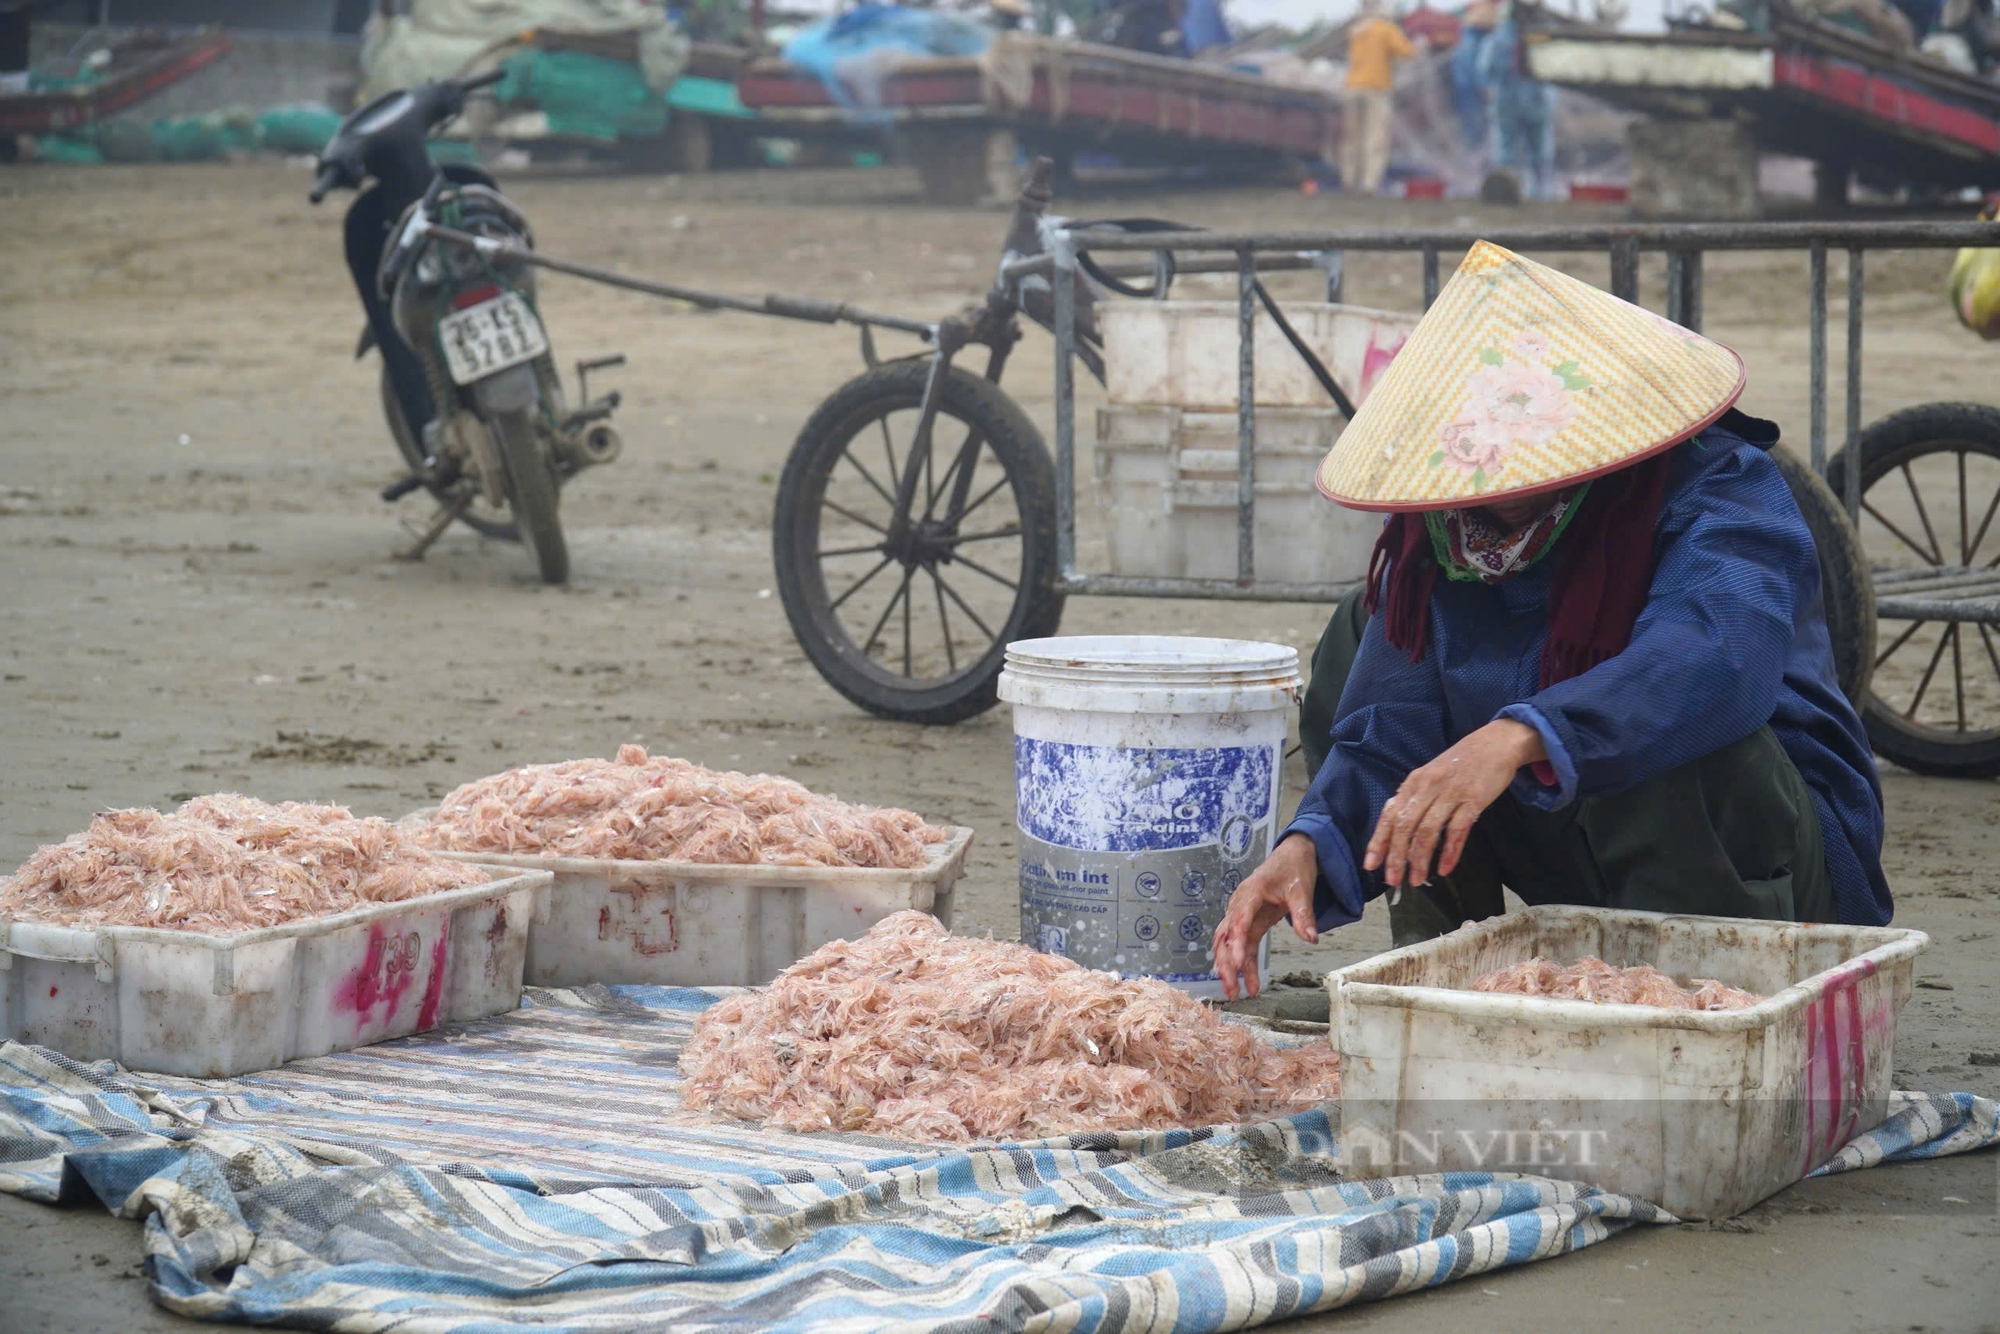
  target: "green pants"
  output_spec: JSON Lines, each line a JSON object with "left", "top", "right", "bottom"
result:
{"left": 1302, "top": 587, "right": 1835, "bottom": 946}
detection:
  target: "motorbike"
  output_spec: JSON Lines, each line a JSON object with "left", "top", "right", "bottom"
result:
{"left": 309, "top": 69, "right": 624, "bottom": 584}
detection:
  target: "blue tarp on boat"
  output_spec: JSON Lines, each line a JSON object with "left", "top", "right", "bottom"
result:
{"left": 781, "top": 4, "right": 991, "bottom": 114}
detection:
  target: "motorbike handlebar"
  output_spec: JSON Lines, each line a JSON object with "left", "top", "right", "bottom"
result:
{"left": 308, "top": 162, "right": 344, "bottom": 204}
{"left": 306, "top": 68, "right": 503, "bottom": 202}
{"left": 418, "top": 67, "right": 503, "bottom": 132}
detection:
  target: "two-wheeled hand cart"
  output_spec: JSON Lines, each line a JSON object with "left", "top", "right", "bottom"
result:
{"left": 768, "top": 163, "right": 2000, "bottom": 778}
{"left": 426, "top": 160, "right": 2000, "bottom": 776}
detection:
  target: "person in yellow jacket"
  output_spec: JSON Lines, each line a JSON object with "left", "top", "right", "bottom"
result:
{"left": 1343, "top": 0, "right": 1417, "bottom": 194}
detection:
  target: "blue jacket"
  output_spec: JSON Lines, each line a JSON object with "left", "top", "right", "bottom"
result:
{"left": 1284, "top": 424, "right": 1891, "bottom": 928}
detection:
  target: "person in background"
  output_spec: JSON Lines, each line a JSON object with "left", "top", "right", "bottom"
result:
{"left": 1948, "top": 0, "right": 2000, "bottom": 74}
{"left": 1180, "top": 0, "right": 1233, "bottom": 53}
{"left": 1477, "top": 2, "right": 1554, "bottom": 200}
{"left": 1891, "top": 0, "right": 1947, "bottom": 34}
{"left": 1097, "top": 0, "right": 1190, "bottom": 56}
{"left": 1450, "top": 0, "right": 1497, "bottom": 157}
{"left": 988, "top": 0, "right": 1029, "bottom": 31}
{"left": 1342, "top": 0, "right": 1416, "bottom": 194}
{"left": 1796, "top": 0, "right": 1918, "bottom": 48}
{"left": 1211, "top": 242, "right": 1889, "bottom": 999}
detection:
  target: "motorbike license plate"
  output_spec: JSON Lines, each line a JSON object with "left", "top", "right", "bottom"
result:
{"left": 437, "top": 292, "right": 548, "bottom": 384}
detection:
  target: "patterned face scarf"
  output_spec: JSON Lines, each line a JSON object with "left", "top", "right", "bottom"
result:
{"left": 1363, "top": 452, "right": 1675, "bottom": 689}
{"left": 1424, "top": 485, "right": 1589, "bottom": 584}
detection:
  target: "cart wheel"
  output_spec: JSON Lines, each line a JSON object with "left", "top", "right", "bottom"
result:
{"left": 774, "top": 360, "right": 1065, "bottom": 724}
{"left": 1772, "top": 445, "right": 1875, "bottom": 708}
{"left": 1826, "top": 402, "right": 2000, "bottom": 778}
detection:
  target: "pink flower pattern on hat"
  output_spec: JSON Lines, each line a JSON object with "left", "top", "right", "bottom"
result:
{"left": 1432, "top": 329, "right": 1584, "bottom": 484}
{"left": 1510, "top": 328, "right": 1552, "bottom": 358}
{"left": 1319, "top": 240, "right": 1744, "bottom": 509}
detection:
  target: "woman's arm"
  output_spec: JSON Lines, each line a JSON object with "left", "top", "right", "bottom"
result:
{"left": 1364, "top": 716, "right": 1545, "bottom": 891}
{"left": 1289, "top": 608, "right": 1458, "bottom": 924}
{"left": 1208, "top": 616, "right": 1464, "bottom": 992}
{"left": 1213, "top": 605, "right": 1456, "bottom": 998}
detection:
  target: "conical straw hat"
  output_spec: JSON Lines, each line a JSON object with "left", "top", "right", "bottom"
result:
{"left": 1317, "top": 240, "right": 1745, "bottom": 512}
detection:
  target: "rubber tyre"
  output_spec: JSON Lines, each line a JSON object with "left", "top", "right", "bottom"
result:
{"left": 1827, "top": 402, "right": 2000, "bottom": 778}
{"left": 1772, "top": 444, "right": 1876, "bottom": 708}
{"left": 774, "top": 361, "right": 1065, "bottom": 724}
{"left": 379, "top": 366, "right": 519, "bottom": 542}
{"left": 492, "top": 406, "right": 569, "bottom": 585}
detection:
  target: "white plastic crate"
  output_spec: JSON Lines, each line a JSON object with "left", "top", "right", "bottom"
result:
{"left": 436, "top": 825, "right": 973, "bottom": 987}
{"left": 1099, "top": 299, "right": 1418, "bottom": 410}
{"left": 0, "top": 868, "right": 551, "bottom": 1078}
{"left": 1094, "top": 404, "right": 1382, "bottom": 587}
{"left": 1326, "top": 906, "right": 1930, "bottom": 1219}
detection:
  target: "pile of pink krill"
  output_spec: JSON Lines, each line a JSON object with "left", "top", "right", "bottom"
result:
{"left": 1470, "top": 955, "right": 1763, "bottom": 1011}
{"left": 414, "top": 745, "right": 948, "bottom": 869}
{"left": 0, "top": 794, "right": 487, "bottom": 932}
{"left": 678, "top": 911, "right": 1343, "bottom": 1144}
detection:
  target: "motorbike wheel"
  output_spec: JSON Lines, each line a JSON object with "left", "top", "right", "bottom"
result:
{"left": 774, "top": 360, "right": 1064, "bottom": 724}
{"left": 1827, "top": 402, "right": 2000, "bottom": 779}
{"left": 491, "top": 407, "right": 569, "bottom": 586}
{"left": 379, "top": 366, "right": 519, "bottom": 542}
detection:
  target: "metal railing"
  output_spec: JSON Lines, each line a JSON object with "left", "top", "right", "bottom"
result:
{"left": 1043, "top": 218, "right": 2000, "bottom": 603}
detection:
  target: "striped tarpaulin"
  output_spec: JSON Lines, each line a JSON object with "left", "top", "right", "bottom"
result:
{"left": 1, "top": 984, "right": 1993, "bottom": 1332}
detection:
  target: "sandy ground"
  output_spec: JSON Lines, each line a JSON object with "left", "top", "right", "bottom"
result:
{"left": 0, "top": 162, "right": 1995, "bottom": 1332}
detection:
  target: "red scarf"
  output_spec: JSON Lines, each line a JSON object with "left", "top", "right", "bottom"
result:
{"left": 1362, "top": 453, "right": 1673, "bottom": 688}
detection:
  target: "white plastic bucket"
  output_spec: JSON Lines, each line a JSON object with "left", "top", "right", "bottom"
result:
{"left": 997, "top": 636, "right": 1302, "bottom": 999}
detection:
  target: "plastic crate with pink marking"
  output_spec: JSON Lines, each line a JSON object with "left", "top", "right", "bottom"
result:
{"left": 1325, "top": 905, "right": 1929, "bottom": 1219}
{"left": 1, "top": 868, "right": 550, "bottom": 1078}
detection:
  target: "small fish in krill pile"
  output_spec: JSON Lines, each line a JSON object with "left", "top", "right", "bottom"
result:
{"left": 678, "top": 911, "right": 1343, "bottom": 1144}
{"left": 0, "top": 795, "right": 488, "bottom": 933}
{"left": 1470, "top": 956, "right": 1764, "bottom": 1011}
{"left": 415, "top": 744, "right": 949, "bottom": 868}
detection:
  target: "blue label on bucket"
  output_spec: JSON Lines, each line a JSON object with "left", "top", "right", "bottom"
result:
{"left": 1014, "top": 739, "right": 1274, "bottom": 851}
{"left": 1015, "top": 738, "right": 1277, "bottom": 984}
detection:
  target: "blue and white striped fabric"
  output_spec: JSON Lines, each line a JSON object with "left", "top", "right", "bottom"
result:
{"left": 1, "top": 984, "right": 1992, "bottom": 1332}
{"left": 1809, "top": 1089, "right": 2000, "bottom": 1175}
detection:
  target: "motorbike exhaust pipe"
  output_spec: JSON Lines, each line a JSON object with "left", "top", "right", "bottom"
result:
{"left": 577, "top": 422, "right": 622, "bottom": 467}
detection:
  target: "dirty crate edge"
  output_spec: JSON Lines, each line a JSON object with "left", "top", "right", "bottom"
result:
{"left": 1324, "top": 905, "right": 1929, "bottom": 1220}
{"left": 0, "top": 868, "right": 552, "bottom": 1078}
{"left": 437, "top": 826, "right": 975, "bottom": 988}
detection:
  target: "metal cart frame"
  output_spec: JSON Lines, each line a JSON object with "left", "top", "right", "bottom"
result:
{"left": 1035, "top": 218, "right": 2000, "bottom": 606}
{"left": 1022, "top": 215, "right": 2000, "bottom": 775}
{"left": 428, "top": 182, "right": 2000, "bottom": 771}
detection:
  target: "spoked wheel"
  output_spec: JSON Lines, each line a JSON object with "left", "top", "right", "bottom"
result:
{"left": 774, "top": 360, "right": 1065, "bottom": 724}
{"left": 1772, "top": 445, "right": 1875, "bottom": 708}
{"left": 380, "top": 366, "right": 519, "bottom": 542}
{"left": 1827, "top": 402, "right": 2000, "bottom": 778}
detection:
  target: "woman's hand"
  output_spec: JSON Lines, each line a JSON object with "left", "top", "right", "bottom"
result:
{"left": 1212, "top": 832, "right": 1321, "bottom": 1001}
{"left": 1365, "top": 718, "right": 1545, "bottom": 890}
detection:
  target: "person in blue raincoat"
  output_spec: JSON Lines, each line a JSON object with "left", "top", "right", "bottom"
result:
{"left": 1212, "top": 242, "right": 1889, "bottom": 998}
{"left": 1477, "top": 3, "right": 1555, "bottom": 200}
{"left": 1179, "top": 0, "right": 1233, "bottom": 53}
{"left": 1450, "top": 0, "right": 1498, "bottom": 156}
